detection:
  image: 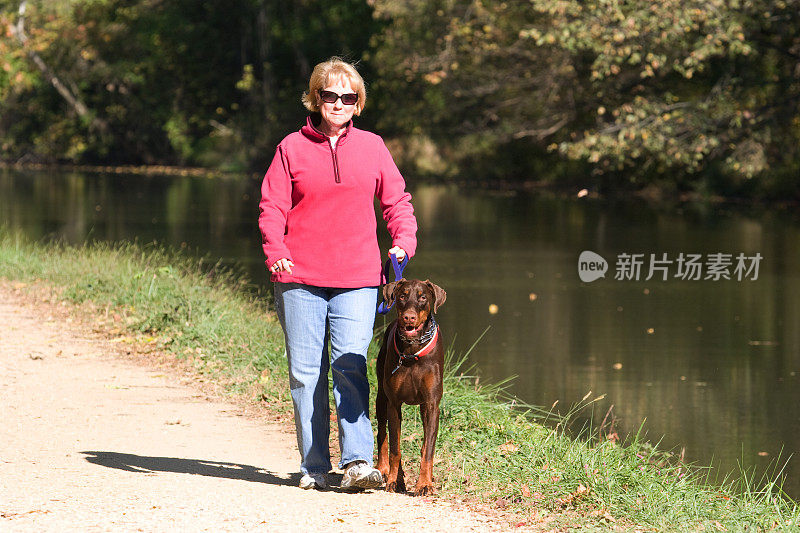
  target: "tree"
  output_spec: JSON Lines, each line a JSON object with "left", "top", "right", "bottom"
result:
{"left": 371, "top": 0, "right": 800, "bottom": 192}
{"left": 370, "top": 0, "right": 579, "bottom": 176}
{"left": 527, "top": 0, "right": 800, "bottom": 187}
{"left": 0, "top": 0, "right": 380, "bottom": 167}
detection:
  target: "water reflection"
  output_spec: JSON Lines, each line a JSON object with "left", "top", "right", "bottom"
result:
{"left": 1, "top": 170, "right": 266, "bottom": 277}
{"left": 2, "top": 169, "right": 798, "bottom": 498}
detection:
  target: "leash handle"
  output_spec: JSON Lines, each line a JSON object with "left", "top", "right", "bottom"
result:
{"left": 377, "top": 252, "right": 408, "bottom": 314}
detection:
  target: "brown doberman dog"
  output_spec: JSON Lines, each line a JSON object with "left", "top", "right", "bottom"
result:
{"left": 376, "top": 278, "right": 446, "bottom": 495}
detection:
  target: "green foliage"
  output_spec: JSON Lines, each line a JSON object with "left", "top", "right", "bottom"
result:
{"left": 525, "top": 0, "right": 800, "bottom": 185}
{"left": 1, "top": 0, "right": 799, "bottom": 195}
{"left": 371, "top": 1, "right": 576, "bottom": 166}
{"left": 0, "top": 0, "right": 379, "bottom": 168}
{"left": 369, "top": 0, "right": 800, "bottom": 195}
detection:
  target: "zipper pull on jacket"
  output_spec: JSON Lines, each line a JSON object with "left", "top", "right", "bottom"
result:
{"left": 302, "top": 115, "right": 350, "bottom": 184}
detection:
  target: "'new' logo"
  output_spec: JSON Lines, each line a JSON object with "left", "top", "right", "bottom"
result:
{"left": 578, "top": 251, "right": 608, "bottom": 282}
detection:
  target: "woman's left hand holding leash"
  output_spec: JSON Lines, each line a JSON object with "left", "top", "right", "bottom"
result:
{"left": 388, "top": 246, "right": 406, "bottom": 262}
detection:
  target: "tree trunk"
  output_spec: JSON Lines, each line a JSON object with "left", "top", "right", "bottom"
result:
{"left": 11, "top": 1, "right": 105, "bottom": 133}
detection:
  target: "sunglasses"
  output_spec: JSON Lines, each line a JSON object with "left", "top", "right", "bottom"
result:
{"left": 318, "top": 89, "right": 358, "bottom": 106}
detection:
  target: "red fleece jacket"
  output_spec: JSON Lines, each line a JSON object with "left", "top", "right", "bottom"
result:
{"left": 258, "top": 117, "right": 418, "bottom": 288}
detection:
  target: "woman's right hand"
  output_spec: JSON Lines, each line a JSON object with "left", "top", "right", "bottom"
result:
{"left": 269, "top": 258, "right": 294, "bottom": 274}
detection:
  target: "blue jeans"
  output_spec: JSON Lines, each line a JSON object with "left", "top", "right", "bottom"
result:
{"left": 273, "top": 282, "right": 378, "bottom": 475}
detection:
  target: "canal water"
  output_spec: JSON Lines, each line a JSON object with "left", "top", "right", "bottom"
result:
{"left": 2, "top": 168, "right": 798, "bottom": 498}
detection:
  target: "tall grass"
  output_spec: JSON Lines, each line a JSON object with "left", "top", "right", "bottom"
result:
{"left": 1, "top": 229, "right": 798, "bottom": 531}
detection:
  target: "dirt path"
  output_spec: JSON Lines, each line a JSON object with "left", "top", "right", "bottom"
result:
{"left": 0, "top": 285, "right": 524, "bottom": 532}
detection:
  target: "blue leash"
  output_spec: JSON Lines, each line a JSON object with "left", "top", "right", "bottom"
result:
{"left": 377, "top": 252, "right": 408, "bottom": 314}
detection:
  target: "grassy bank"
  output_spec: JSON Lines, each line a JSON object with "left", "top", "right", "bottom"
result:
{"left": 1, "top": 230, "right": 797, "bottom": 531}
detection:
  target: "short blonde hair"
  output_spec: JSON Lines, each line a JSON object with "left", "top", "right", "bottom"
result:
{"left": 302, "top": 57, "right": 366, "bottom": 116}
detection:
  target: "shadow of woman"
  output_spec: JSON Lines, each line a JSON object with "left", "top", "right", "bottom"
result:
{"left": 81, "top": 451, "right": 298, "bottom": 487}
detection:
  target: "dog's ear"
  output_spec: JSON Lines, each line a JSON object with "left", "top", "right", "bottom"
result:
{"left": 424, "top": 280, "right": 447, "bottom": 313}
{"left": 382, "top": 280, "right": 403, "bottom": 308}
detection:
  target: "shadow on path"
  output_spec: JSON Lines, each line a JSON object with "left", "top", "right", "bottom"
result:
{"left": 81, "top": 451, "right": 297, "bottom": 487}
{"left": 81, "top": 451, "right": 384, "bottom": 493}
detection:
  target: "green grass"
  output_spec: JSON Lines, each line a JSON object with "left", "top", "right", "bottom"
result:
{"left": 1, "top": 229, "right": 798, "bottom": 531}
{"left": 0, "top": 230, "right": 289, "bottom": 407}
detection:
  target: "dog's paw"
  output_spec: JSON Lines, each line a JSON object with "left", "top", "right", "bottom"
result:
{"left": 377, "top": 466, "right": 389, "bottom": 481}
{"left": 414, "top": 484, "right": 436, "bottom": 497}
{"left": 385, "top": 478, "right": 407, "bottom": 493}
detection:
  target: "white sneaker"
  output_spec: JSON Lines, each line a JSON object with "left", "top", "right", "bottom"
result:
{"left": 299, "top": 472, "right": 327, "bottom": 490}
{"left": 340, "top": 461, "right": 384, "bottom": 490}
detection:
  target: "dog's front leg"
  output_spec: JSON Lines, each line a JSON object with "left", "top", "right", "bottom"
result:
{"left": 385, "top": 401, "right": 406, "bottom": 493}
{"left": 376, "top": 382, "right": 389, "bottom": 480}
{"left": 415, "top": 400, "right": 440, "bottom": 496}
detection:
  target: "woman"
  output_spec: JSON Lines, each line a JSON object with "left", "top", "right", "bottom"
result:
{"left": 258, "top": 57, "right": 417, "bottom": 490}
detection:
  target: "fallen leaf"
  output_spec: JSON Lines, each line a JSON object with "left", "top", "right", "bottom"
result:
{"left": 499, "top": 441, "right": 519, "bottom": 454}
{"left": 591, "top": 509, "right": 616, "bottom": 522}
